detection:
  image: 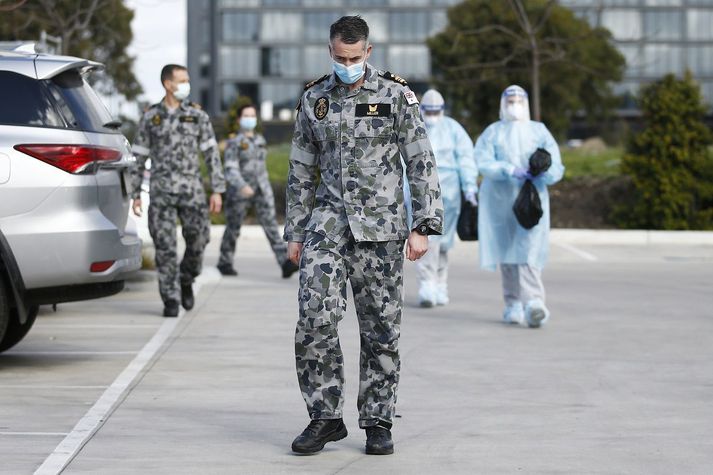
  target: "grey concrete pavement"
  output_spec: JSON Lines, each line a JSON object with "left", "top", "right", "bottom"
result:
{"left": 2, "top": 226, "right": 712, "bottom": 474}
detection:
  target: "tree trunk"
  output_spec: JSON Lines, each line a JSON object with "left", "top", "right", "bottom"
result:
{"left": 531, "top": 44, "right": 541, "bottom": 121}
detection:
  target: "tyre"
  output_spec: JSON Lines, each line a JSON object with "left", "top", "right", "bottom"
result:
{"left": 0, "top": 304, "right": 39, "bottom": 353}
{"left": 0, "top": 276, "right": 8, "bottom": 346}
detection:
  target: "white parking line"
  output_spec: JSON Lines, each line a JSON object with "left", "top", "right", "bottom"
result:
{"left": 33, "top": 273, "right": 217, "bottom": 475}
{"left": 554, "top": 242, "right": 598, "bottom": 262}
{"left": 10, "top": 351, "right": 137, "bottom": 356}
{"left": 2, "top": 385, "right": 107, "bottom": 390}
{"left": 1, "top": 432, "right": 68, "bottom": 437}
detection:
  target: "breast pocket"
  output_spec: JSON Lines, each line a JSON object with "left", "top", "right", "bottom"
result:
{"left": 354, "top": 117, "right": 393, "bottom": 168}
{"left": 313, "top": 123, "right": 339, "bottom": 143}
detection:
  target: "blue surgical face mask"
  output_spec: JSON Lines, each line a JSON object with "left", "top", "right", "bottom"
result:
{"left": 332, "top": 60, "right": 365, "bottom": 85}
{"left": 240, "top": 117, "right": 257, "bottom": 131}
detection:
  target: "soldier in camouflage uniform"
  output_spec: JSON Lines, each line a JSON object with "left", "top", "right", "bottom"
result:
{"left": 217, "top": 104, "right": 299, "bottom": 278}
{"left": 285, "top": 16, "right": 443, "bottom": 456}
{"left": 131, "top": 64, "right": 225, "bottom": 317}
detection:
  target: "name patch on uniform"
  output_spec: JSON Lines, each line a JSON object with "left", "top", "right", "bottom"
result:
{"left": 314, "top": 97, "right": 329, "bottom": 120}
{"left": 179, "top": 115, "right": 197, "bottom": 123}
{"left": 404, "top": 90, "right": 419, "bottom": 106}
{"left": 355, "top": 103, "right": 391, "bottom": 117}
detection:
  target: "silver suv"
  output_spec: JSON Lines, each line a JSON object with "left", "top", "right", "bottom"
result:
{"left": 0, "top": 46, "right": 142, "bottom": 352}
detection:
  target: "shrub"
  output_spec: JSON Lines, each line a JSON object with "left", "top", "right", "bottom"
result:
{"left": 617, "top": 73, "right": 713, "bottom": 230}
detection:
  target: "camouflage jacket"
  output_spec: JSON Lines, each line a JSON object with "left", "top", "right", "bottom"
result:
{"left": 284, "top": 65, "right": 443, "bottom": 243}
{"left": 224, "top": 132, "right": 272, "bottom": 196}
{"left": 130, "top": 99, "right": 225, "bottom": 199}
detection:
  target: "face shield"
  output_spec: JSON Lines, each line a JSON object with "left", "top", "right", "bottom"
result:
{"left": 499, "top": 85, "right": 531, "bottom": 122}
{"left": 420, "top": 89, "right": 445, "bottom": 127}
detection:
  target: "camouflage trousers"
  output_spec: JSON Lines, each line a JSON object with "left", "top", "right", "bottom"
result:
{"left": 218, "top": 186, "right": 287, "bottom": 268}
{"left": 148, "top": 190, "right": 210, "bottom": 304}
{"left": 295, "top": 230, "right": 405, "bottom": 429}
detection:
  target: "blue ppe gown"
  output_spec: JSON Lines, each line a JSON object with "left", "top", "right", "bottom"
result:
{"left": 474, "top": 120, "right": 564, "bottom": 271}
{"left": 405, "top": 116, "right": 478, "bottom": 249}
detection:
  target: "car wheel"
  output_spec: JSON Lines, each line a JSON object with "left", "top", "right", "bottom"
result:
{"left": 0, "top": 278, "right": 8, "bottom": 345}
{"left": 0, "top": 305, "right": 39, "bottom": 353}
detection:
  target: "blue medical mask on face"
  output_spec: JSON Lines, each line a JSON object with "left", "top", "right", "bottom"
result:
{"left": 240, "top": 117, "right": 257, "bottom": 131}
{"left": 332, "top": 60, "right": 365, "bottom": 85}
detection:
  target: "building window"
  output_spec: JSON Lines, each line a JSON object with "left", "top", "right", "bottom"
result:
{"left": 305, "top": 0, "right": 342, "bottom": 6}
{"left": 220, "top": 46, "right": 260, "bottom": 78}
{"left": 642, "top": 44, "right": 683, "bottom": 77}
{"left": 222, "top": 12, "right": 259, "bottom": 42}
{"left": 261, "top": 81, "right": 303, "bottom": 110}
{"left": 644, "top": 0, "right": 682, "bottom": 5}
{"left": 389, "top": 0, "right": 428, "bottom": 5}
{"left": 261, "top": 13, "right": 303, "bottom": 41}
{"left": 687, "top": 46, "right": 713, "bottom": 76}
{"left": 264, "top": 0, "right": 301, "bottom": 5}
{"left": 389, "top": 12, "right": 429, "bottom": 42}
{"left": 601, "top": 10, "right": 641, "bottom": 41}
{"left": 688, "top": 10, "right": 713, "bottom": 41}
{"left": 353, "top": 11, "right": 388, "bottom": 42}
{"left": 387, "top": 45, "right": 430, "bottom": 77}
{"left": 367, "top": 45, "right": 387, "bottom": 71}
{"left": 305, "top": 11, "right": 344, "bottom": 41}
{"left": 219, "top": 0, "right": 259, "bottom": 7}
{"left": 304, "top": 46, "right": 332, "bottom": 77}
{"left": 617, "top": 44, "right": 643, "bottom": 78}
{"left": 643, "top": 11, "right": 682, "bottom": 40}
{"left": 346, "top": 0, "right": 382, "bottom": 6}
{"left": 221, "top": 82, "right": 259, "bottom": 111}
{"left": 430, "top": 10, "right": 448, "bottom": 37}
{"left": 262, "top": 46, "right": 301, "bottom": 77}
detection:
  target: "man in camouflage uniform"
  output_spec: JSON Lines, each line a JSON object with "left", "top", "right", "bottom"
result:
{"left": 285, "top": 16, "right": 443, "bottom": 456}
{"left": 131, "top": 64, "right": 225, "bottom": 317}
{"left": 217, "top": 104, "right": 299, "bottom": 278}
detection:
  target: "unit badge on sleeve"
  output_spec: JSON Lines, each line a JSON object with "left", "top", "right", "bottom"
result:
{"left": 314, "top": 97, "right": 329, "bottom": 120}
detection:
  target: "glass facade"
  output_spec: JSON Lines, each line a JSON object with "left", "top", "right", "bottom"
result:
{"left": 562, "top": 0, "right": 713, "bottom": 108}
{"left": 189, "top": 0, "right": 713, "bottom": 116}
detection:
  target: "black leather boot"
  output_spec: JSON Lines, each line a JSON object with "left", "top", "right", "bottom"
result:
{"left": 163, "top": 300, "right": 179, "bottom": 317}
{"left": 217, "top": 263, "right": 238, "bottom": 276}
{"left": 291, "top": 419, "right": 348, "bottom": 454}
{"left": 365, "top": 426, "right": 394, "bottom": 455}
{"left": 180, "top": 283, "right": 194, "bottom": 310}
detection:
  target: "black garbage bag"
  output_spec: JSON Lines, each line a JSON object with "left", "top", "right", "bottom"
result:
{"left": 528, "top": 148, "right": 551, "bottom": 177}
{"left": 512, "top": 179, "right": 543, "bottom": 229}
{"left": 457, "top": 193, "right": 478, "bottom": 241}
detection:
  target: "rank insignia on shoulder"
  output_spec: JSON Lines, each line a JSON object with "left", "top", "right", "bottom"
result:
{"left": 381, "top": 71, "right": 409, "bottom": 86}
{"left": 179, "top": 115, "right": 196, "bottom": 123}
{"left": 304, "top": 74, "right": 329, "bottom": 91}
{"left": 190, "top": 102, "right": 202, "bottom": 110}
{"left": 314, "top": 97, "right": 329, "bottom": 120}
{"left": 152, "top": 114, "right": 162, "bottom": 126}
{"left": 403, "top": 89, "right": 419, "bottom": 106}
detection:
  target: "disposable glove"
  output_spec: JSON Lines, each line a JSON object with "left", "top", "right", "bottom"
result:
{"left": 512, "top": 167, "right": 532, "bottom": 180}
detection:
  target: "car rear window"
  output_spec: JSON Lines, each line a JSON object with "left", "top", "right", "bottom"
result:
{"left": 46, "top": 69, "right": 119, "bottom": 134}
{"left": 0, "top": 71, "right": 64, "bottom": 127}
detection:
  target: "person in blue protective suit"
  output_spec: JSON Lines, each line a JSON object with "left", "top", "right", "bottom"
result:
{"left": 473, "top": 85, "right": 564, "bottom": 328}
{"left": 416, "top": 89, "right": 478, "bottom": 307}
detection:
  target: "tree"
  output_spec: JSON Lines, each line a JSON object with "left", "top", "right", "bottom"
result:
{"left": 427, "top": 0, "right": 625, "bottom": 136}
{"left": 0, "top": 0, "right": 142, "bottom": 100}
{"left": 617, "top": 73, "right": 713, "bottom": 230}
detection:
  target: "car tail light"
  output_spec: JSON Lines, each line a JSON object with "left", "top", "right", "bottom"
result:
{"left": 90, "top": 261, "right": 115, "bottom": 273}
{"left": 14, "top": 145, "right": 122, "bottom": 174}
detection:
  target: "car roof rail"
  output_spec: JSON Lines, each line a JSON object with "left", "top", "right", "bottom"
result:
{"left": 0, "top": 42, "right": 37, "bottom": 53}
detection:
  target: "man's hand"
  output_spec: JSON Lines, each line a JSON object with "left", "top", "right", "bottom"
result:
{"left": 132, "top": 198, "right": 142, "bottom": 217}
{"left": 287, "top": 241, "right": 303, "bottom": 265}
{"left": 405, "top": 231, "right": 428, "bottom": 261}
{"left": 209, "top": 193, "right": 222, "bottom": 214}
{"left": 239, "top": 185, "right": 255, "bottom": 199}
